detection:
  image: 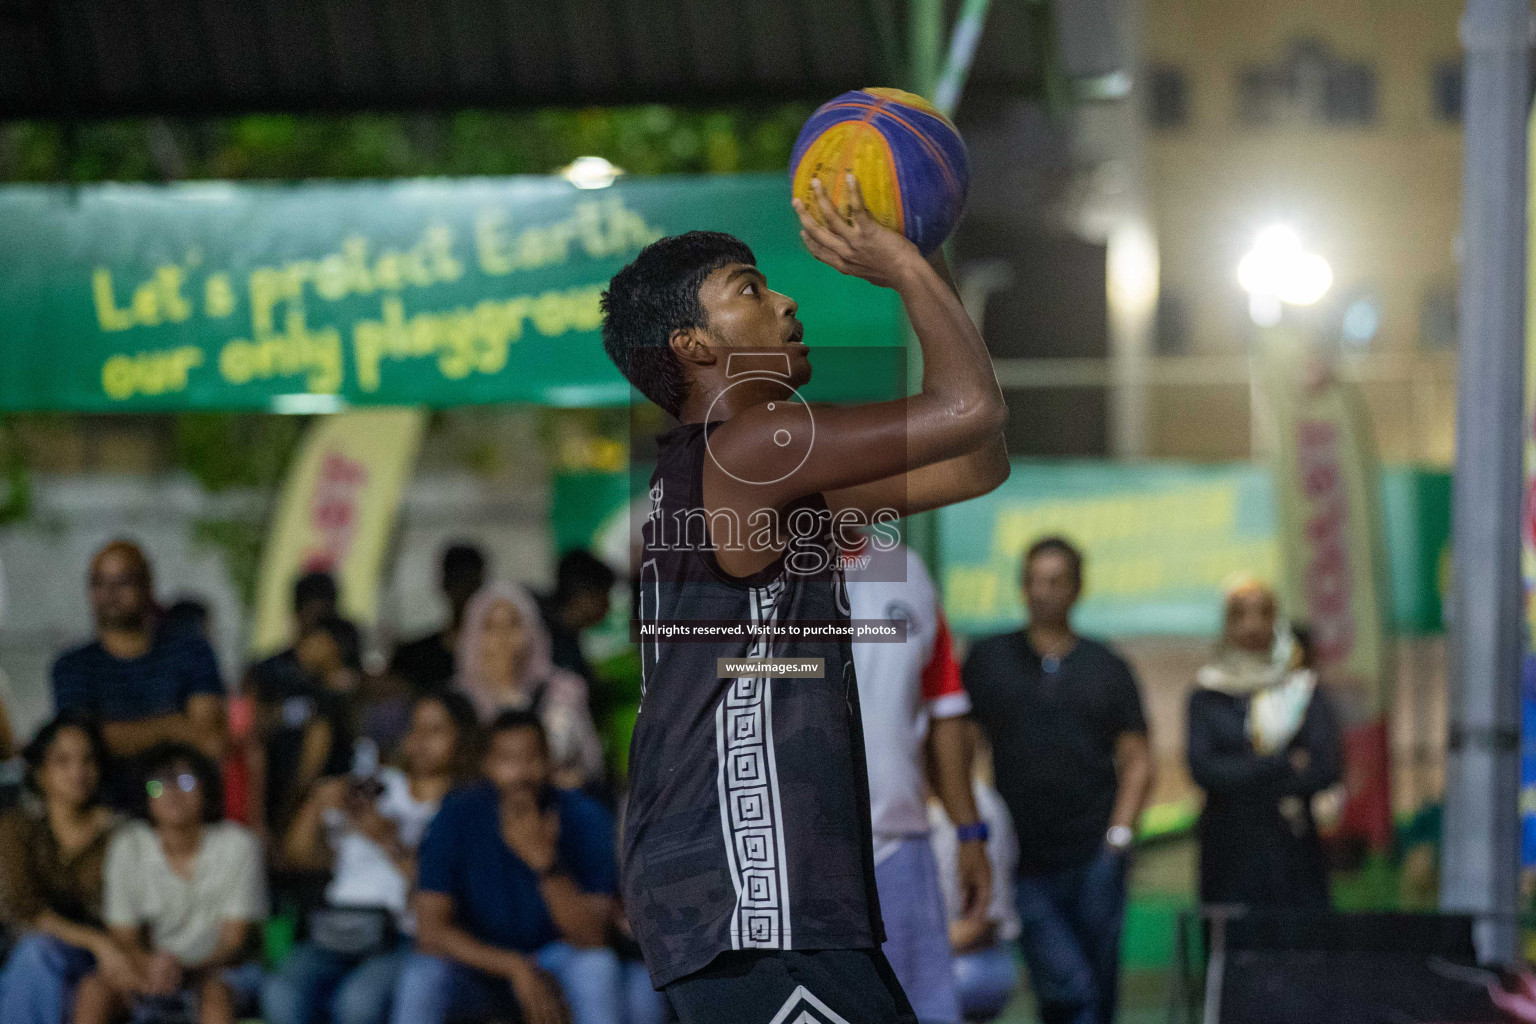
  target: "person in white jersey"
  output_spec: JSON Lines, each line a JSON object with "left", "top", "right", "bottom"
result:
{"left": 846, "top": 541, "right": 992, "bottom": 1024}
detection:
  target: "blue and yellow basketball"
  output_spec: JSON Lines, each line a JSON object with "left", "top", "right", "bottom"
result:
{"left": 790, "top": 87, "right": 970, "bottom": 255}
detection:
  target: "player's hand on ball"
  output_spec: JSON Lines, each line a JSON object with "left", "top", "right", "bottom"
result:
{"left": 794, "top": 173, "right": 921, "bottom": 289}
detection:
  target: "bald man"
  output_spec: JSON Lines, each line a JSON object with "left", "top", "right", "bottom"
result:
{"left": 52, "top": 541, "right": 227, "bottom": 806}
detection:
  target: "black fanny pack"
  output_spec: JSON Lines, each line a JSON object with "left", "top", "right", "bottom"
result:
{"left": 306, "top": 905, "right": 397, "bottom": 957}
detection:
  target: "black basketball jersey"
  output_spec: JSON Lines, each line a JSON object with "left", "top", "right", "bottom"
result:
{"left": 623, "top": 421, "right": 883, "bottom": 988}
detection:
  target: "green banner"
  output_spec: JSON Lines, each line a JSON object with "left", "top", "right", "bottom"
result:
{"left": 940, "top": 461, "right": 1450, "bottom": 639}
{"left": 942, "top": 461, "right": 1280, "bottom": 638}
{"left": 0, "top": 175, "right": 902, "bottom": 412}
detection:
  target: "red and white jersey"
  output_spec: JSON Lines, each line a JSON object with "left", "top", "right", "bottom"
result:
{"left": 846, "top": 543, "right": 971, "bottom": 863}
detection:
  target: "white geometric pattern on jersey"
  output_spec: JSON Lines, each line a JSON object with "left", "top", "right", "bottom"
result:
{"left": 716, "top": 580, "right": 792, "bottom": 950}
{"left": 766, "top": 985, "right": 853, "bottom": 1024}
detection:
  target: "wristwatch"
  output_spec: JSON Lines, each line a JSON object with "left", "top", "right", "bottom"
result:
{"left": 956, "top": 821, "right": 989, "bottom": 844}
{"left": 1105, "top": 825, "right": 1134, "bottom": 851}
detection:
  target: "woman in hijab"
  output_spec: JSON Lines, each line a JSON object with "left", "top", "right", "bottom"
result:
{"left": 1186, "top": 578, "right": 1342, "bottom": 910}
{"left": 455, "top": 582, "right": 604, "bottom": 790}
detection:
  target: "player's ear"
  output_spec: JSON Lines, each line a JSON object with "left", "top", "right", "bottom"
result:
{"left": 669, "top": 327, "right": 718, "bottom": 368}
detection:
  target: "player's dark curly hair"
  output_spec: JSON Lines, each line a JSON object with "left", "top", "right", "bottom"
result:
{"left": 601, "top": 231, "right": 756, "bottom": 417}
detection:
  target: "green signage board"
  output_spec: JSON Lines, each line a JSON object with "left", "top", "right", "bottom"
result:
{"left": 0, "top": 175, "right": 902, "bottom": 412}
{"left": 940, "top": 461, "right": 1450, "bottom": 639}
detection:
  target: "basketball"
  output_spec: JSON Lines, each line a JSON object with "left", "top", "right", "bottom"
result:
{"left": 789, "top": 87, "right": 971, "bottom": 255}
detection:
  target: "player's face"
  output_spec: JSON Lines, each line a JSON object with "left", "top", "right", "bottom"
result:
{"left": 696, "top": 263, "right": 808, "bottom": 385}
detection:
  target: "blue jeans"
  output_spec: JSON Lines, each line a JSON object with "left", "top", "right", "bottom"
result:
{"left": 953, "top": 941, "right": 1020, "bottom": 1022}
{"left": 1015, "top": 848, "right": 1128, "bottom": 1024}
{"left": 0, "top": 933, "right": 97, "bottom": 1024}
{"left": 390, "top": 944, "right": 622, "bottom": 1024}
{"left": 623, "top": 958, "right": 670, "bottom": 1024}
{"left": 262, "top": 942, "right": 410, "bottom": 1024}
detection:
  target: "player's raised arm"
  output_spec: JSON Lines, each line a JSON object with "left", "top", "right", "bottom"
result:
{"left": 702, "top": 175, "right": 1006, "bottom": 517}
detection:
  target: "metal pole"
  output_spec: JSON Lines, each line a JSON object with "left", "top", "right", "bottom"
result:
{"left": 903, "top": 0, "right": 947, "bottom": 571}
{"left": 907, "top": 0, "right": 944, "bottom": 101}
{"left": 934, "top": 0, "right": 993, "bottom": 117}
{"left": 1441, "top": 0, "right": 1532, "bottom": 965}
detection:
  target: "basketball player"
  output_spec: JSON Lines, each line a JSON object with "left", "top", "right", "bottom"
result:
{"left": 601, "top": 177, "right": 1007, "bottom": 1024}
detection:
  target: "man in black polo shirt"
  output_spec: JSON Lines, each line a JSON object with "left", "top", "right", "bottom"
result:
{"left": 962, "top": 537, "right": 1153, "bottom": 1024}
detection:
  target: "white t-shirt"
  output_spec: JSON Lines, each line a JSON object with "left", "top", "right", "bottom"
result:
{"left": 930, "top": 781, "right": 1021, "bottom": 942}
{"left": 104, "top": 820, "right": 266, "bottom": 966}
{"left": 846, "top": 544, "right": 972, "bottom": 864}
{"left": 323, "top": 767, "right": 440, "bottom": 930}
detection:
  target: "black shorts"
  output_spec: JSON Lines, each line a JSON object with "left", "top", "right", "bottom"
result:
{"left": 664, "top": 949, "right": 917, "bottom": 1024}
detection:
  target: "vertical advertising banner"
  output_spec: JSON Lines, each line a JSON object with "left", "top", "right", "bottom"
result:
{"left": 1520, "top": 104, "right": 1536, "bottom": 869}
{"left": 1262, "top": 332, "right": 1393, "bottom": 849}
{"left": 251, "top": 408, "right": 426, "bottom": 655}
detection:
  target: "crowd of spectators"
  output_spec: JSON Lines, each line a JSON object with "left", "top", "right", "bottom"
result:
{"left": 0, "top": 532, "right": 1352, "bottom": 1024}
{"left": 0, "top": 537, "right": 650, "bottom": 1024}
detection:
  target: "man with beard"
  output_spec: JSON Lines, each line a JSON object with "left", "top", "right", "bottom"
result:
{"left": 52, "top": 540, "right": 227, "bottom": 808}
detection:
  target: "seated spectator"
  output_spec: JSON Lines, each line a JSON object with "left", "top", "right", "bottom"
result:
{"left": 390, "top": 544, "right": 486, "bottom": 697}
{"left": 392, "top": 710, "right": 622, "bottom": 1024}
{"left": 73, "top": 743, "right": 265, "bottom": 1024}
{"left": 260, "top": 692, "right": 479, "bottom": 1024}
{"left": 931, "top": 772, "right": 1023, "bottom": 1022}
{"left": 0, "top": 716, "right": 121, "bottom": 1024}
{"left": 52, "top": 541, "right": 227, "bottom": 809}
{"left": 247, "top": 599, "right": 363, "bottom": 839}
{"left": 160, "top": 599, "right": 211, "bottom": 641}
{"left": 538, "top": 549, "right": 616, "bottom": 691}
{"left": 455, "top": 583, "right": 603, "bottom": 789}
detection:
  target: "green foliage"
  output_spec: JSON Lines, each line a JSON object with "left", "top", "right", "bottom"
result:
{"left": 175, "top": 413, "right": 305, "bottom": 608}
{"left": 0, "top": 420, "right": 31, "bottom": 526}
{"left": 0, "top": 105, "right": 815, "bottom": 184}
{"left": 191, "top": 517, "right": 267, "bottom": 609}
{"left": 172, "top": 413, "right": 304, "bottom": 492}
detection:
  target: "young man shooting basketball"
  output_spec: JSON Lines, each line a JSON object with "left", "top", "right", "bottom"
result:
{"left": 601, "top": 176, "right": 1008, "bottom": 1024}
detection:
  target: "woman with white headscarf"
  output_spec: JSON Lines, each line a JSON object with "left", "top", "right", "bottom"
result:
{"left": 454, "top": 582, "right": 604, "bottom": 790}
{"left": 1186, "top": 578, "right": 1342, "bottom": 910}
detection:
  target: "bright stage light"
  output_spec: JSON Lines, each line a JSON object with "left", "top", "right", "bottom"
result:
{"left": 560, "top": 156, "right": 623, "bottom": 189}
{"left": 1237, "top": 224, "right": 1333, "bottom": 324}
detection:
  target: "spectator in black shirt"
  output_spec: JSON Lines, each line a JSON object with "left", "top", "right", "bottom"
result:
{"left": 389, "top": 543, "right": 486, "bottom": 697}
{"left": 962, "top": 537, "right": 1153, "bottom": 1024}
{"left": 52, "top": 541, "right": 227, "bottom": 809}
{"left": 244, "top": 573, "right": 361, "bottom": 838}
{"left": 537, "top": 549, "right": 616, "bottom": 691}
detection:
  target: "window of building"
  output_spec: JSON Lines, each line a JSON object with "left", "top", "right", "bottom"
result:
{"left": 1236, "top": 66, "right": 1280, "bottom": 125}
{"left": 1323, "top": 62, "right": 1376, "bottom": 124}
{"left": 1147, "top": 65, "right": 1189, "bottom": 129}
{"left": 1234, "top": 39, "right": 1377, "bottom": 127}
{"left": 1433, "top": 62, "right": 1463, "bottom": 122}
{"left": 1420, "top": 287, "right": 1457, "bottom": 350}
{"left": 1152, "top": 291, "right": 1189, "bottom": 354}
